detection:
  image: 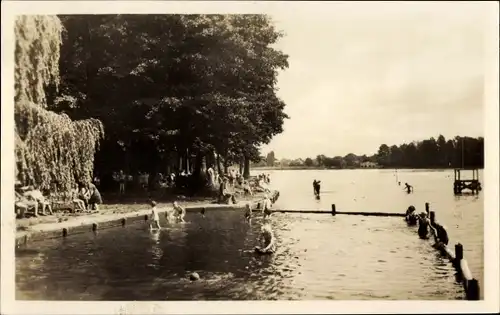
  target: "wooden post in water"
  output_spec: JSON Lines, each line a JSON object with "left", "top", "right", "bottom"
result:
{"left": 429, "top": 211, "right": 436, "bottom": 226}
{"left": 331, "top": 204, "right": 336, "bottom": 216}
{"left": 467, "top": 279, "right": 480, "bottom": 300}
{"left": 92, "top": 223, "right": 98, "bottom": 232}
{"left": 62, "top": 228, "right": 68, "bottom": 237}
{"left": 455, "top": 243, "right": 464, "bottom": 262}
{"left": 121, "top": 218, "right": 126, "bottom": 227}
{"left": 425, "top": 202, "right": 430, "bottom": 217}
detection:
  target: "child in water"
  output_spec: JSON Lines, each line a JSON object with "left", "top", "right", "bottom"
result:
{"left": 262, "top": 194, "right": 273, "bottom": 219}
{"left": 173, "top": 201, "right": 186, "bottom": 223}
{"left": 244, "top": 203, "right": 253, "bottom": 223}
{"left": 149, "top": 201, "right": 161, "bottom": 230}
{"left": 257, "top": 223, "right": 276, "bottom": 254}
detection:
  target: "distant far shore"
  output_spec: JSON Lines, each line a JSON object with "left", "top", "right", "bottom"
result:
{"left": 251, "top": 166, "right": 484, "bottom": 171}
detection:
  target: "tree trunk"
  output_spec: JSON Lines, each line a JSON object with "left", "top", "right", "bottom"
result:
{"left": 223, "top": 148, "right": 229, "bottom": 174}
{"left": 192, "top": 152, "right": 206, "bottom": 178}
{"left": 243, "top": 155, "right": 250, "bottom": 179}
{"left": 223, "top": 157, "right": 229, "bottom": 174}
{"left": 178, "top": 151, "right": 183, "bottom": 173}
{"left": 185, "top": 148, "right": 190, "bottom": 173}
{"left": 216, "top": 153, "right": 222, "bottom": 175}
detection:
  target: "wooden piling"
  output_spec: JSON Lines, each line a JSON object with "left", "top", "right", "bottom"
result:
{"left": 62, "top": 228, "right": 68, "bottom": 237}
{"left": 466, "top": 279, "right": 480, "bottom": 300}
{"left": 436, "top": 242, "right": 455, "bottom": 261}
{"left": 92, "top": 223, "right": 98, "bottom": 232}
{"left": 454, "top": 243, "right": 480, "bottom": 300}
{"left": 460, "top": 259, "right": 473, "bottom": 280}
{"left": 121, "top": 218, "right": 126, "bottom": 227}
{"left": 331, "top": 204, "right": 336, "bottom": 216}
{"left": 408, "top": 206, "right": 480, "bottom": 300}
{"left": 455, "top": 243, "right": 464, "bottom": 261}
{"left": 144, "top": 214, "right": 148, "bottom": 221}
{"left": 425, "top": 202, "right": 430, "bottom": 216}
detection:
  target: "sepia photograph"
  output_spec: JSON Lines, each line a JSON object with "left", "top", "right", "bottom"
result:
{"left": 1, "top": 0, "right": 499, "bottom": 314}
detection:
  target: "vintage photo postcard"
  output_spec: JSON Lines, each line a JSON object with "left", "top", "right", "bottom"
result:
{"left": 1, "top": 1, "right": 499, "bottom": 314}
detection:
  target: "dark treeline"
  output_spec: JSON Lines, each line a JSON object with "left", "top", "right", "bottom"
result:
{"left": 260, "top": 135, "right": 484, "bottom": 169}
{"left": 374, "top": 135, "right": 484, "bottom": 169}
{"left": 15, "top": 15, "right": 289, "bottom": 194}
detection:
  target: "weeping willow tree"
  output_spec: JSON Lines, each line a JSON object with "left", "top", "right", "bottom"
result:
{"left": 14, "top": 15, "right": 103, "bottom": 193}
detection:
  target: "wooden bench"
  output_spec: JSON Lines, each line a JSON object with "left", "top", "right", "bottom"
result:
{"left": 49, "top": 192, "right": 75, "bottom": 212}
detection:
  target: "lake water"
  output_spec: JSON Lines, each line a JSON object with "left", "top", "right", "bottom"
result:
{"left": 15, "top": 169, "right": 483, "bottom": 300}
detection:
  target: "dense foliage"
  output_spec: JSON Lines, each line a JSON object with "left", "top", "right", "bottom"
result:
{"left": 375, "top": 135, "right": 484, "bottom": 169}
{"left": 260, "top": 135, "right": 484, "bottom": 169}
{"left": 14, "top": 15, "right": 104, "bottom": 192}
{"left": 49, "top": 14, "right": 289, "bottom": 190}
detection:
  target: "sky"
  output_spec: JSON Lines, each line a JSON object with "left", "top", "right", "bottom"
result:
{"left": 260, "top": 2, "right": 488, "bottom": 160}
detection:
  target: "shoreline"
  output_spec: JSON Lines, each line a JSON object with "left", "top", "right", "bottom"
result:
{"left": 15, "top": 190, "right": 280, "bottom": 246}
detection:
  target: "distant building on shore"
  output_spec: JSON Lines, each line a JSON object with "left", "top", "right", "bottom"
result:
{"left": 360, "top": 161, "right": 378, "bottom": 168}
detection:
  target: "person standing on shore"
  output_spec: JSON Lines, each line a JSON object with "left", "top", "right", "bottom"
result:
{"left": 118, "top": 170, "right": 126, "bottom": 195}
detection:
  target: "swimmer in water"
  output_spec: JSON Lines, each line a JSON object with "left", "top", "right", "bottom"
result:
{"left": 173, "top": 201, "right": 186, "bottom": 223}
{"left": 258, "top": 223, "right": 276, "bottom": 253}
{"left": 404, "top": 182, "right": 413, "bottom": 194}
{"left": 417, "top": 212, "right": 429, "bottom": 239}
{"left": 164, "top": 206, "right": 175, "bottom": 223}
{"left": 405, "top": 205, "right": 418, "bottom": 225}
{"left": 149, "top": 201, "right": 161, "bottom": 230}
{"left": 313, "top": 180, "right": 321, "bottom": 196}
{"left": 262, "top": 193, "right": 273, "bottom": 219}
{"left": 244, "top": 203, "right": 253, "bottom": 223}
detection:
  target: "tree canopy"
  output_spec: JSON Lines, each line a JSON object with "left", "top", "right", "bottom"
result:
{"left": 46, "top": 14, "right": 289, "bottom": 190}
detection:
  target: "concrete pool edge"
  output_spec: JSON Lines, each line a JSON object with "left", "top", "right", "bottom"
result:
{"left": 15, "top": 190, "right": 280, "bottom": 246}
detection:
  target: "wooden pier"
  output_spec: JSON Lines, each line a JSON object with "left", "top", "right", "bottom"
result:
{"left": 407, "top": 202, "right": 480, "bottom": 300}
{"left": 453, "top": 168, "right": 482, "bottom": 195}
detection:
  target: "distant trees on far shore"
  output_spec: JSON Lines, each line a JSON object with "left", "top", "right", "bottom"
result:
{"left": 252, "top": 135, "right": 484, "bottom": 169}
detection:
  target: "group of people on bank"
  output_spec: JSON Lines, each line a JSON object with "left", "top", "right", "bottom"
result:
{"left": 15, "top": 180, "right": 103, "bottom": 219}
